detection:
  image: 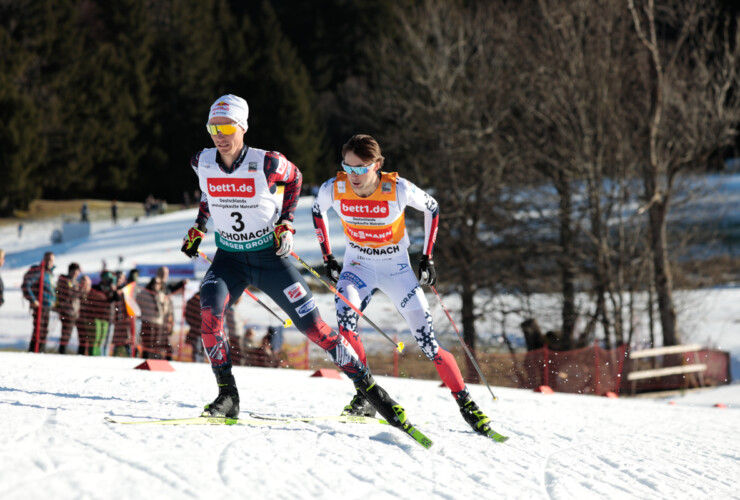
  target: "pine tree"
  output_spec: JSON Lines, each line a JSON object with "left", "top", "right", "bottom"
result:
{"left": 241, "top": 1, "right": 329, "bottom": 184}
{"left": 0, "top": 1, "right": 53, "bottom": 213}
{"left": 139, "top": 0, "right": 236, "bottom": 202}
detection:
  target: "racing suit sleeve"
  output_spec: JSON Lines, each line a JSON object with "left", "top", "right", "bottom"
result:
{"left": 264, "top": 151, "right": 302, "bottom": 225}
{"left": 398, "top": 178, "right": 439, "bottom": 256}
{"left": 191, "top": 151, "right": 211, "bottom": 231}
{"left": 311, "top": 178, "right": 336, "bottom": 256}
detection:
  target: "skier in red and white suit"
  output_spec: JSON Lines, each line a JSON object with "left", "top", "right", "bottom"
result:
{"left": 312, "top": 134, "right": 494, "bottom": 436}
{"left": 181, "top": 97, "right": 418, "bottom": 430}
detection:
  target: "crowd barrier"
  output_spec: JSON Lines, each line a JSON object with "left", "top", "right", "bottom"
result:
{"left": 26, "top": 279, "right": 733, "bottom": 394}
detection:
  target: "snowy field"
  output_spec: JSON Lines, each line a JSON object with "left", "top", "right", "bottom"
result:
{"left": 0, "top": 197, "right": 739, "bottom": 499}
{"left": 1, "top": 352, "right": 739, "bottom": 500}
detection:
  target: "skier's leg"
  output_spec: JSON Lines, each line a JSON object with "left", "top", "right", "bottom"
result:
{"left": 383, "top": 260, "right": 494, "bottom": 435}
{"left": 334, "top": 271, "right": 376, "bottom": 367}
{"left": 255, "top": 252, "right": 414, "bottom": 426}
{"left": 199, "top": 251, "right": 249, "bottom": 418}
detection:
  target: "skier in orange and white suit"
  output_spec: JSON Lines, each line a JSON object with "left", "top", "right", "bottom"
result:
{"left": 312, "top": 134, "right": 494, "bottom": 437}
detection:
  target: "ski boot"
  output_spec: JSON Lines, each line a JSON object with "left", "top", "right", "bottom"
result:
{"left": 341, "top": 388, "right": 377, "bottom": 418}
{"left": 354, "top": 374, "right": 408, "bottom": 428}
{"left": 355, "top": 374, "right": 433, "bottom": 448}
{"left": 456, "top": 389, "right": 493, "bottom": 435}
{"left": 202, "top": 372, "right": 240, "bottom": 418}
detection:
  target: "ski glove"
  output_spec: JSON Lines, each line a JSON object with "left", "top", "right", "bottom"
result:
{"left": 323, "top": 253, "right": 342, "bottom": 284}
{"left": 274, "top": 223, "right": 295, "bottom": 257}
{"left": 181, "top": 225, "right": 205, "bottom": 258}
{"left": 418, "top": 255, "right": 437, "bottom": 286}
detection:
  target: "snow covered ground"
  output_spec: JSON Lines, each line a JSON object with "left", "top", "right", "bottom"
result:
{"left": 0, "top": 197, "right": 739, "bottom": 499}
{"left": 1, "top": 352, "right": 739, "bottom": 499}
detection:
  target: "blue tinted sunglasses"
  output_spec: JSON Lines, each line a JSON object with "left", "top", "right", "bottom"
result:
{"left": 341, "top": 161, "right": 376, "bottom": 175}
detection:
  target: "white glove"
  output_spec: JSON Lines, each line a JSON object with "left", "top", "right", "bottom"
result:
{"left": 274, "top": 223, "right": 295, "bottom": 257}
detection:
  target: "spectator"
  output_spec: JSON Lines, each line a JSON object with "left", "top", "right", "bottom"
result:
{"left": 242, "top": 327, "right": 257, "bottom": 349}
{"left": 18, "top": 223, "right": 23, "bottom": 239}
{"left": 267, "top": 325, "right": 284, "bottom": 354}
{"left": 136, "top": 277, "right": 173, "bottom": 359}
{"left": 77, "top": 276, "right": 111, "bottom": 356}
{"left": 151, "top": 267, "right": 179, "bottom": 359}
{"left": 111, "top": 200, "right": 119, "bottom": 224}
{"left": 144, "top": 194, "right": 155, "bottom": 216}
{"left": 111, "top": 270, "right": 133, "bottom": 356}
{"left": 0, "top": 249, "right": 5, "bottom": 309}
{"left": 127, "top": 268, "right": 140, "bottom": 284}
{"left": 184, "top": 292, "right": 203, "bottom": 362}
{"left": 80, "top": 202, "right": 89, "bottom": 222}
{"left": 55, "top": 263, "right": 82, "bottom": 354}
{"left": 24, "top": 252, "right": 56, "bottom": 353}
{"left": 259, "top": 328, "right": 280, "bottom": 366}
{"left": 153, "top": 266, "right": 187, "bottom": 295}
{"left": 90, "top": 271, "right": 117, "bottom": 355}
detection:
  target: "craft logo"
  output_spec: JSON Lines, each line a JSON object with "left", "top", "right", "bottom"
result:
{"left": 248, "top": 161, "right": 258, "bottom": 172}
{"left": 340, "top": 200, "right": 389, "bottom": 218}
{"left": 341, "top": 272, "right": 366, "bottom": 289}
{"left": 346, "top": 225, "right": 393, "bottom": 242}
{"left": 207, "top": 178, "right": 255, "bottom": 197}
{"left": 283, "top": 282, "right": 307, "bottom": 303}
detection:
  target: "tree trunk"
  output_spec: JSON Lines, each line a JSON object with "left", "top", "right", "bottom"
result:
{"left": 556, "top": 172, "right": 577, "bottom": 348}
{"left": 648, "top": 201, "right": 678, "bottom": 345}
{"left": 460, "top": 277, "right": 479, "bottom": 384}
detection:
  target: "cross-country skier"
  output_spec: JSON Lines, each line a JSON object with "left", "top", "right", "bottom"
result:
{"left": 181, "top": 96, "right": 418, "bottom": 431}
{"left": 312, "top": 134, "right": 494, "bottom": 437}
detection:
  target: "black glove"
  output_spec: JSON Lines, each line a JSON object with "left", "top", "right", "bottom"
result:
{"left": 181, "top": 225, "right": 205, "bottom": 258}
{"left": 323, "top": 253, "right": 342, "bottom": 284}
{"left": 418, "top": 255, "right": 436, "bottom": 286}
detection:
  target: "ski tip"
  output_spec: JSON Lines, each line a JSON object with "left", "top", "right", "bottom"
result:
{"left": 418, "top": 437, "right": 434, "bottom": 449}
{"left": 488, "top": 431, "right": 509, "bottom": 443}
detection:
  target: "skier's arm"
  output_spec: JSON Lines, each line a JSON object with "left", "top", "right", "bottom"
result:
{"left": 264, "top": 152, "right": 301, "bottom": 226}
{"left": 401, "top": 179, "right": 439, "bottom": 256}
{"left": 311, "top": 180, "right": 335, "bottom": 257}
{"left": 191, "top": 152, "right": 210, "bottom": 231}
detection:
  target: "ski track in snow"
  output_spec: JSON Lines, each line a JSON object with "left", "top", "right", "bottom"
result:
{"left": 1, "top": 351, "right": 740, "bottom": 499}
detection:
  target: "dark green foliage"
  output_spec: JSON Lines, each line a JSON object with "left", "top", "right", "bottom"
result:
{"left": 240, "top": 1, "right": 329, "bottom": 184}
{"left": 0, "top": 0, "right": 336, "bottom": 206}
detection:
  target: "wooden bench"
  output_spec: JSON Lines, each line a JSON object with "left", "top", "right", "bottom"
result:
{"left": 627, "top": 344, "right": 706, "bottom": 393}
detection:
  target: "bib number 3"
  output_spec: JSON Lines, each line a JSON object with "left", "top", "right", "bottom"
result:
{"left": 231, "top": 212, "right": 245, "bottom": 232}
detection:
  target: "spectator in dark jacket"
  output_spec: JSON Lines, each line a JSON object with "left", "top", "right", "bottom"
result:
{"left": 55, "top": 263, "right": 81, "bottom": 354}
{"left": 24, "top": 252, "right": 56, "bottom": 353}
{"left": 89, "top": 271, "right": 118, "bottom": 355}
{"left": 136, "top": 277, "right": 173, "bottom": 359}
{"left": 77, "top": 276, "right": 112, "bottom": 356}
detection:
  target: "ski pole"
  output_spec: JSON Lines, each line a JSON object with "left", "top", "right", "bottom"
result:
{"left": 430, "top": 285, "right": 498, "bottom": 401}
{"left": 198, "top": 251, "right": 293, "bottom": 328}
{"left": 290, "top": 251, "right": 404, "bottom": 353}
